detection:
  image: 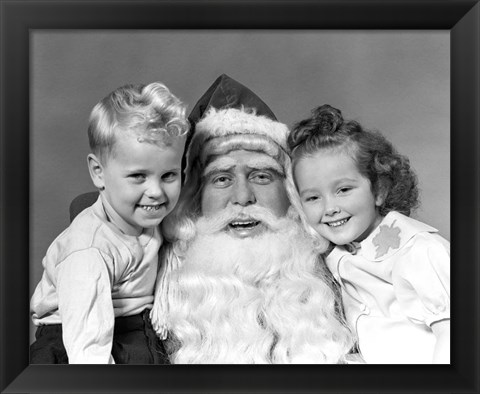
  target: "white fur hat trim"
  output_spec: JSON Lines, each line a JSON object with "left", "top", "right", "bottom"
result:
{"left": 193, "top": 107, "right": 289, "bottom": 151}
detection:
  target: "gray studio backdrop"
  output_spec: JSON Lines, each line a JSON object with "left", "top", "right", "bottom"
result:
{"left": 31, "top": 30, "right": 449, "bottom": 342}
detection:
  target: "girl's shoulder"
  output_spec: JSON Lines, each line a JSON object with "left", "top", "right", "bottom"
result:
{"left": 376, "top": 211, "right": 447, "bottom": 248}
{"left": 389, "top": 213, "right": 450, "bottom": 278}
{"left": 388, "top": 211, "right": 449, "bottom": 251}
{"left": 383, "top": 211, "right": 438, "bottom": 235}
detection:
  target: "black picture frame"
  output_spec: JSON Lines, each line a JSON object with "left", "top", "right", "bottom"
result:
{"left": 1, "top": 1, "right": 478, "bottom": 393}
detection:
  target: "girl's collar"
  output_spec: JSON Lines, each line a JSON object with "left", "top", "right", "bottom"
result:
{"left": 338, "top": 211, "right": 438, "bottom": 262}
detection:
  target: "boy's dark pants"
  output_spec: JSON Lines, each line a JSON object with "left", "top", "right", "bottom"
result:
{"left": 30, "top": 309, "right": 169, "bottom": 364}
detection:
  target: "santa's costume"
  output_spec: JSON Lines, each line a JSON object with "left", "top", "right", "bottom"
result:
{"left": 151, "top": 74, "right": 354, "bottom": 364}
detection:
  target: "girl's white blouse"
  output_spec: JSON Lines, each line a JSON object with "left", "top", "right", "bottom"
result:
{"left": 326, "top": 211, "right": 450, "bottom": 364}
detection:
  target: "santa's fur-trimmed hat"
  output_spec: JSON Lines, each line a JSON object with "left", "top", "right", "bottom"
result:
{"left": 184, "top": 74, "right": 289, "bottom": 181}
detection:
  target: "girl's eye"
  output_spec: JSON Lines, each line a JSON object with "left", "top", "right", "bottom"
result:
{"left": 162, "top": 172, "right": 178, "bottom": 183}
{"left": 250, "top": 172, "right": 273, "bottom": 185}
{"left": 338, "top": 187, "right": 352, "bottom": 194}
{"left": 304, "top": 195, "right": 320, "bottom": 203}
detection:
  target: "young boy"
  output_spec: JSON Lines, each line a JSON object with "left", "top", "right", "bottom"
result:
{"left": 30, "top": 82, "right": 189, "bottom": 364}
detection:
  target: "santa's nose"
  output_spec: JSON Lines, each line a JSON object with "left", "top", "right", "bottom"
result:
{"left": 231, "top": 178, "right": 256, "bottom": 207}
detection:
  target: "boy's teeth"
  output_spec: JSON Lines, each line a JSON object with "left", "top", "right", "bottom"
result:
{"left": 140, "top": 205, "right": 160, "bottom": 211}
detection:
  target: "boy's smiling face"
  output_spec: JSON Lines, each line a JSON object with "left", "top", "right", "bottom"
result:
{"left": 89, "top": 133, "right": 185, "bottom": 236}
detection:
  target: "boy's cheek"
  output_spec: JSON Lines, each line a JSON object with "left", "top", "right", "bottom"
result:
{"left": 167, "top": 182, "right": 183, "bottom": 208}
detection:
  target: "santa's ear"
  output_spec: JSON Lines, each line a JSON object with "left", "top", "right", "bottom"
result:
{"left": 87, "top": 154, "right": 105, "bottom": 190}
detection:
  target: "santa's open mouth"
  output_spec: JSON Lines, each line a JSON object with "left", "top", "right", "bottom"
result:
{"left": 224, "top": 216, "right": 267, "bottom": 238}
{"left": 228, "top": 220, "right": 260, "bottom": 230}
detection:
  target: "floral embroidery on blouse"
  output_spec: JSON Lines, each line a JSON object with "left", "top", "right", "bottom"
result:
{"left": 372, "top": 219, "right": 401, "bottom": 258}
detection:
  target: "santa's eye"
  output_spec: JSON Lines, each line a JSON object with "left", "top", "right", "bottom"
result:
{"left": 211, "top": 174, "right": 233, "bottom": 187}
{"left": 249, "top": 171, "right": 273, "bottom": 185}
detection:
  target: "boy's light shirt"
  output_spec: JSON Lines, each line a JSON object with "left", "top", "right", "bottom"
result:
{"left": 326, "top": 211, "right": 450, "bottom": 364}
{"left": 30, "top": 197, "right": 162, "bottom": 364}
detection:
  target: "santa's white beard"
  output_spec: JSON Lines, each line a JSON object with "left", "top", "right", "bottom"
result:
{"left": 160, "top": 205, "right": 353, "bottom": 364}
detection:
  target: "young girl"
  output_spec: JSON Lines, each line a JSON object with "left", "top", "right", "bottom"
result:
{"left": 30, "top": 82, "right": 188, "bottom": 364}
{"left": 288, "top": 104, "right": 450, "bottom": 364}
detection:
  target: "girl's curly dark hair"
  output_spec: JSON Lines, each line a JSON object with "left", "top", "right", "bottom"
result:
{"left": 288, "top": 104, "right": 419, "bottom": 216}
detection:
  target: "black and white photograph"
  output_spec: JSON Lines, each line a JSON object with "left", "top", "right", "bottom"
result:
{"left": 29, "top": 29, "right": 451, "bottom": 365}
{"left": 1, "top": 1, "right": 479, "bottom": 393}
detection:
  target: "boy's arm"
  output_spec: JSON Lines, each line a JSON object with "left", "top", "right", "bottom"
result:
{"left": 56, "top": 249, "right": 115, "bottom": 364}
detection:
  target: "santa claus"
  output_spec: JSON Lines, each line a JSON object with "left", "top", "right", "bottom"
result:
{"left": 150, "top": 74, "right": 354, "bottom": 364}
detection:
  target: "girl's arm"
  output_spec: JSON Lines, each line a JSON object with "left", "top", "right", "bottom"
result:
{"left": 392, "top": 234, "right": 450, "bottom": 364}
{"left": 431, "top": 319, "right": 450, "bottom": 364}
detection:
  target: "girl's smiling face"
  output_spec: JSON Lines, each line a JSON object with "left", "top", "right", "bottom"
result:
{"left": 294, "top": 149, "right": 384, "bottom": 245}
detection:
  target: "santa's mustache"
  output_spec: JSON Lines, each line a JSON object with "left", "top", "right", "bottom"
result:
{"left": 196, "top": 205, "right": 285, "bottom": 236}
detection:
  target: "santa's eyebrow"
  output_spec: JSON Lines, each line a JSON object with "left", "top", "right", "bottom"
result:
{"left": 203, "top": 156, "right": 236, "bottom": 171}
{"left": 245, "top": 164, "right": 284, "bottom": 177}
{"left": 204, "top": 155, "right": 283, "bottom": 174}
{"left": 203, "top": 164, "right": 235, "bottom": 179}
{"left": 246, "top": 156, "right": 283, "bottom": 172}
